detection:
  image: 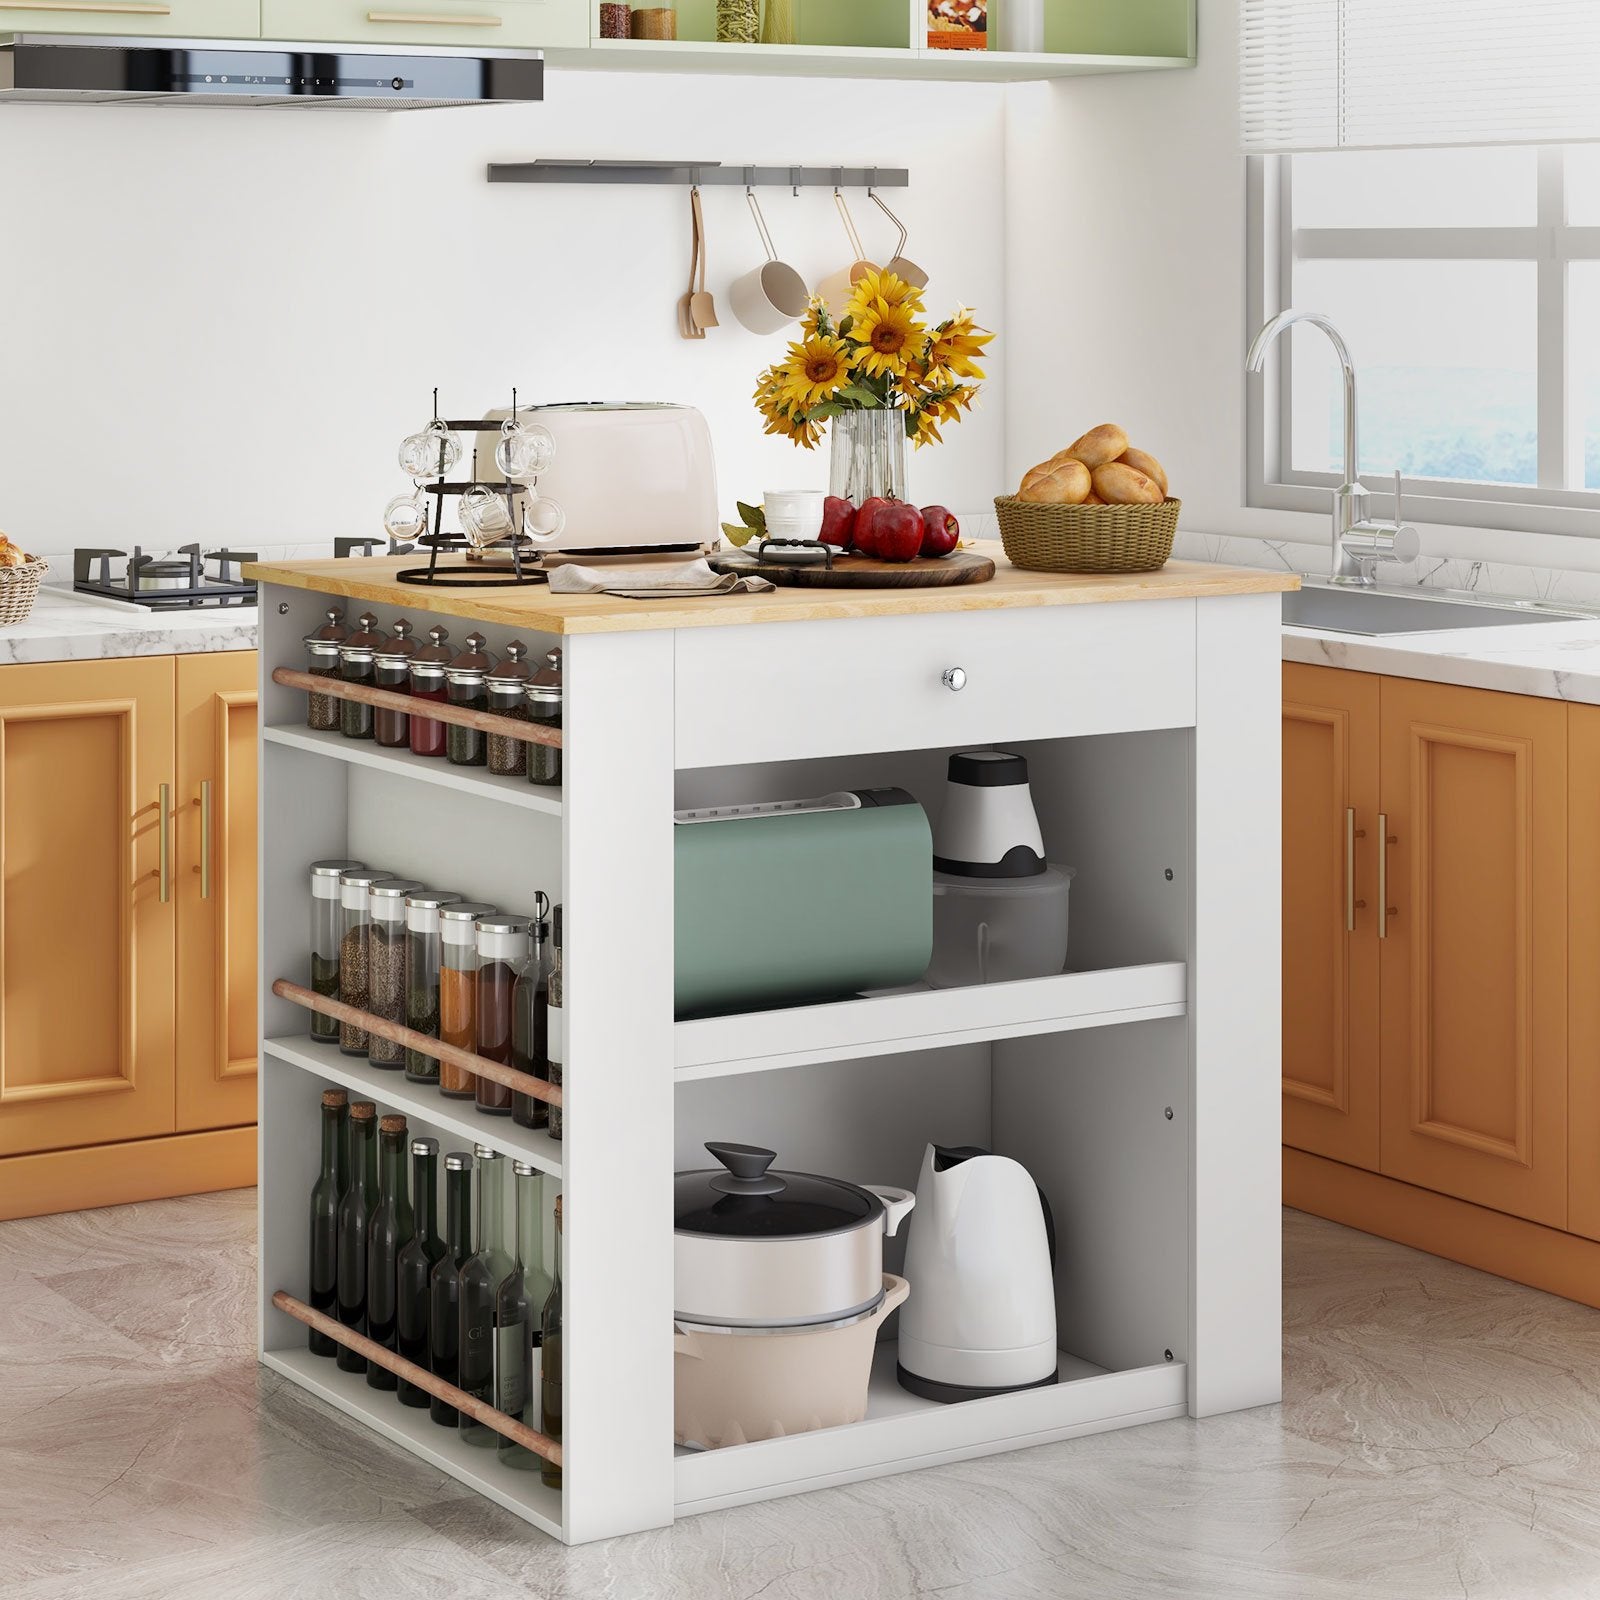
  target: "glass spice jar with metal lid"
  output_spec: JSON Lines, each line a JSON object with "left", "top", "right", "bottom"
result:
{"left": 408, "top": 625, "right": 452, "bottom": 759}
{"left": 371, "top": 619, "right": 419, "bottom": 750}
{"left": 302, "top": 607, "right": 348, "bottom": 732}
{"left": 337, "top": 612, "right": 388, "bottom": 741}
{"left": 524, "top": 647, "right": 563, "bottom": 789}
{"left": 445, "top": 632, "right": 496, "bottom": 768}
{"left": 309, "top": 859, "right": 365, "bottom": 1044}
{"left": 473, "top": 913, "right": 532, "bottom": 1116}
{"left": 438, "top": 899, "right": 498, "bottom": 1098}
{"left": 367, "top": 878, "right": 426, "bottom": 1069}
{"left": 485, "top": 641, "right": 534, "bottom": 779}
{"left": 337, "top": 866, "right": 393, "bottom": 1055}
{"left": 403, "top": 888, "right": 461, "bottom": 1083}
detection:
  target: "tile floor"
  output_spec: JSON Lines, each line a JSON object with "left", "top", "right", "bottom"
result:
{"left": 3, "top": 1195, "right": 1600, "bottom": 1599}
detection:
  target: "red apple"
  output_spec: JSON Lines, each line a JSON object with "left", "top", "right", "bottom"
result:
{"left": 820, "top": 495, "right": 856, "bottom": 549}
{"left": 853, "top": 496, "right": 892, "bottom": 558}
{"left": 873, "top": 501, "right": 926, "bottom": 563}
{"left": 919, "top": 505, "right": 960, "bottom": 558}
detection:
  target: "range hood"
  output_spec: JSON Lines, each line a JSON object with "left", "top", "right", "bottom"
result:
{"left": 0, "top": 34, "right": 543, "bottom": 107}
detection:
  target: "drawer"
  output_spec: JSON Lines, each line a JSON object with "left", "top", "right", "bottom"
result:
{"left": 675, "top": 601, "right": 1197, "bottom": 769}
{"left": 0, "top": 0, "right": 258, "bottom": 36}
{"left": 261, "top": 0, "right": 586, "bottom": 48}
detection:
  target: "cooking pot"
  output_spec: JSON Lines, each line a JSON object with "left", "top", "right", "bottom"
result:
{"left": 675, "top": 1142, "right": 914, "bottom": 1329}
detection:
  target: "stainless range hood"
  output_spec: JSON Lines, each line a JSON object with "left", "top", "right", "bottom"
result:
{"left": 0, "top": 34, "right": 543, "bottom": 107}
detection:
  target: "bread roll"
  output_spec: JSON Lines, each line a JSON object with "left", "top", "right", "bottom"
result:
{"left": 1116, "top": 447, "right": 1168, "bottom": 497}
{"left": 1064, "top": 424, "right": 1129, "bottom": 470}
{"left": 1082, "top": 493, "right": 1107, "bottom": 506}
{"left": 1091, "top": 461, "right": 1163, "bottom": 505}
{"left": 0, "top": 537, "right": 28, "bottom": 568}
{"left": 1018, "top": 456, "right": 1092, "bottom": 505}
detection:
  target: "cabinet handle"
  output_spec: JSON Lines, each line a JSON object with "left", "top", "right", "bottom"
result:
{"left": 158, "top": 783, "right": 172, "bottom": 904}
{"left": 1378, "top": 813, "right": 1394, "bottom": 939}
{"left": 0, "top": 2, "right": 172, "bottom": 11}
{"left": 200, "top": 779, "right": 213, "bottom": 901}
{"left": 1345, "top": 807, "right": 1355, "bottom": 932}
{"left": 942, "top": 667, "right": 966, "bottom": 692}
{"left": 366, "top": 9, "right": 503, "bottom": 23}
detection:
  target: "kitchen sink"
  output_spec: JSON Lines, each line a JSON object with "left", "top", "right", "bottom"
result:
{"left": 1283, "top": 585, "right": 1590, "bottom": 636}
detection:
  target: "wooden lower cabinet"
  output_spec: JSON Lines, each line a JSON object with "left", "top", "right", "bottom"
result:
{"left": 1567, "top": 705, "right": 1600, "bottom": 1244}
{"left": 0, "top": 651, "right": 257, "bottom": 1219}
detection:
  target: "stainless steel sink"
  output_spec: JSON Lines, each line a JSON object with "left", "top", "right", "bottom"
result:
{"left": 1283, "top": 585, "right": 1589, "bottom": 636}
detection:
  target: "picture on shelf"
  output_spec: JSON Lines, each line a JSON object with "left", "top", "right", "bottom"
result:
{"left": 928, "top": 0, "right": 987, "bottom": 49}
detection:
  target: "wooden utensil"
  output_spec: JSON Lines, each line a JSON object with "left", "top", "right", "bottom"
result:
{"left": 678, "top": 189, "right": 705, "bottom": 341}
{"left": 689, "top": 186, "right": 719, "bottom": 331}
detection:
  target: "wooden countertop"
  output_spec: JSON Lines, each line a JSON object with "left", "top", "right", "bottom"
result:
{"left": 243, "top": 545, "right": 1300, "bottom": 636}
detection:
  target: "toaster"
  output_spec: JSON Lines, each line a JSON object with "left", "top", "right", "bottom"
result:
{"left": 674, "top": 789, "right": 933, "bottom": 1018}
{"left": 475, "top": 402, "right": 719, "bottom": 554}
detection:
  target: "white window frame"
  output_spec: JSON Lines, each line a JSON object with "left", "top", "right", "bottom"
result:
{"left": 1246, "top": 149, "right": 1600, "bottom": 539}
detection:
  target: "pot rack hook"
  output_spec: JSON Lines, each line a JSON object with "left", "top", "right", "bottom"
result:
{"left": 790, "top": 166, "right": 799, "bottom": 198}
{"left": 510, "top": 385, "right": 518, "bottom": 423}
{"left": 431, "top": 385, "right": 440, "bottom": 424}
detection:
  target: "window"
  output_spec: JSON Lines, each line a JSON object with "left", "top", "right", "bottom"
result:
{"left": 1247, "top": 148, "right": 1600, "bottom": 538}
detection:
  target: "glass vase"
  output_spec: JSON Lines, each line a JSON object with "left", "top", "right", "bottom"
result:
{"left": 829, "top": 408, "right": 908, "bottom": 505}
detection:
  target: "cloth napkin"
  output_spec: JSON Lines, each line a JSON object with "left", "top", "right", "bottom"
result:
{"left": 547, "top": 559, "right": 774, "bottom": 600}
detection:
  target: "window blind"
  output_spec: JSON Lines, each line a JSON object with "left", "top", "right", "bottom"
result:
{"left": 1241, "top": 0, "right": 1600, "bottom": 151}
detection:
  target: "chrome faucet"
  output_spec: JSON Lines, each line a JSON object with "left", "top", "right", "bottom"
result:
{"left": 1246, "top": 309, "right": 1419, "bottom": 586}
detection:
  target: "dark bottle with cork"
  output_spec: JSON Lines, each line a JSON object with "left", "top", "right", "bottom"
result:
{"left": 395, "top": 1136, "right": 445, "bottom": 1408}
{"left": 458, "top": 1145, "right": 514, "bottom": 1447}
{"left": 365, "top": 1113, "right": 414, "bottom": 1390}
{"left": 307, "top": 1087, "right": 348, "bottom": 1356}
{"left": 335, "top": 1100, "right": 379, "bottom": 1373}
{"left": 429, "top": 1151, "right": 474, "bottom": 1427}
{"left": 540, "top": 1195, "right": 563, "bottom": 1490}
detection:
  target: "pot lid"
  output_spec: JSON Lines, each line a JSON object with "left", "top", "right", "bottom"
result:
{"left": 410, "top": 625, "right": 454, "bottom": 673}
{"left": 447, "top": 630, "right": 496, "bottom": 680}
{"left": 525, "top": 645, "right": 563, "bottom": 704}
{"left": 675, "top": 1142, "right": 881, "bottom": 1241}
{"left": 486, "top": 640, "right": 534, "bottom": 687}
{"left": 303, "top": 606, "right": 348, "bottom": 651}
{"left": 372, "top": 618, "right": 419, "bottom": 664}
{"left": 339, "top": 611, "right": 387, "bottom": 657}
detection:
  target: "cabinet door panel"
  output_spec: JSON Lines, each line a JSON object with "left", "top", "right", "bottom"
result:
{"left": 0, "top": 658, "right": 176, "bottom": 1157}
{"left": 1378, "top": 679, "right": 1566, "bottom": 1227}
{"left": 176, "top": 652, "right": 258, "bottom": 1133}
{"left": 0, "top": 0, "right": 258, "bottom": 38}
{"left": 261, "top": 0, "right": 586, "bottom": 48}
{"left": 1282, "top": 663, "right": 1380, "bottom": 1169}
{"left": 1568, "top": 705, "right": 1600, "bottom": 1240}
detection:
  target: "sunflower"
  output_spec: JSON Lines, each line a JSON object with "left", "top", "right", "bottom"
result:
{"left": 779, "top": 334, "right": 856, "bottom": 411}
{"left": 924, "top": 310, "right": 993, "bottom": 384}
{"left": 845, "top": 267, "right": 924, "bottom": 322}
{"left": 852, "top": 300, "right": 923, "bottom": 380}
{"left": 761, "top": 403, "right": 824, "bottom": 449}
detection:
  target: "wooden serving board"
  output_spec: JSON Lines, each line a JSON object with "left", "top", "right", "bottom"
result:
{"left": 709, "top": 549, "right": 996, "bottom": 589}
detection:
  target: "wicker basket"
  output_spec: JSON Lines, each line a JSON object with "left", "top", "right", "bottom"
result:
{"left": 0, "top": 557, "right": 47, "bottom": 626}
{"left": 994, "top": 496, "right": 1180, "bottom": 575}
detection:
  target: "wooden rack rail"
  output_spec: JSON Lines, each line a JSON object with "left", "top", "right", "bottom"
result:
{"left": 271, "top": 1290, "right": 563, "bottom": 1468}
{"left": 273, "top": 979, "right": 562, "bottom": 1109}
{"left": 272, "top": 667, "right": 563, "bottom": 750}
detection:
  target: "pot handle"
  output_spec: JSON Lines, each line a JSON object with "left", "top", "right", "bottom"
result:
{"left": 865, "top": 1184, "right": 915, "bottom": 1238}
{"left": 672, "top": 1329, "right": 704, "bottom": 1359}
{"left": 877, "top": 1274, "right": 911, "bottom": 1319}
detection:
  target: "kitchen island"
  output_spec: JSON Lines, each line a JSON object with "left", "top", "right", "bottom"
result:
{"left": 247, "top": 544, "right": 1297, "bottom": 1546}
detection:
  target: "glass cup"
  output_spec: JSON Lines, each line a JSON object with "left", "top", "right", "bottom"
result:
{"left": 522, "top": 496, "right": 566, "bottom": 546}
{"left": 494, "top": 420, "right": 556, "bottom": 483}
{"left": 399, "top": 420, "right": 463, "bottom": 482}
{"left": 460, "top": 485, "right": 518, "bottom": 549}
{"left": 383, "top": 491, "right": 431, "bottom": 545}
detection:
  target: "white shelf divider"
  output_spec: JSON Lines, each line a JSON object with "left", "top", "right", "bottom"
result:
{"left": 263, "top": 724, "right": 562, "bottom": 818}
{"left": 263, "top": 1347, "right": 563, "bottom": 1539}
{"left": 675, "top": 961, "right": 1187, "bottom": 1082}
{"left": 264, "top": 1036, "right": 563, "bottom": 1179}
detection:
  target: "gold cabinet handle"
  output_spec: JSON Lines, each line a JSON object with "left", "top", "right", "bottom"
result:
{"left": 366, "top": 9, "right": 503, "bottom": 23}
{"left": 1378, "top": 813, "right": 1395, "bottom": 939}
{"left": 0, "top": 2, "right": 172, "bottom": 12}
{"left": 200, "top": 779, "right": 213, "bottom": 902}
{"left": 158, "top": 783, "right": 172, "bottom": 904}
{"left": 1345, "top": 807, "right": 1355, "bottom": 932}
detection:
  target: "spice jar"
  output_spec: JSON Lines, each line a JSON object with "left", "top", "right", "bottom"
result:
{"left": 338, "top": 613, "right": 388, "bottom": 741}
{"left": 474, "top": 914, "right": 532, "bottom": 1117}
{"left": 303, "top": 608, "right": 348, "bottom": 732}
{"left": 439, "top": 900, "right": 497, "bottom": 1098}
{"left": 367, "top": 878, "right": 425, "bottom": 1069}
{"left": 524, "top": 647, "right": 563, "bottom": 789}
{"left": 404, "top": 889, "right": 461, "bottom": 1083}
{"left": 309, "top": 859, "right": 365, "bottom": 1044}
{"left": 631, "top": 2, "right": 676, "bottom": 38}
{"left": 408, "top": 625, "right": 452, "bottom": 759}
{"left": 445, "top": 632, "right": 496, "bottom": 768}
{"left": 599, "top": 1, "right": 629, "bottom": 35}
{"left": 338, "top": 867, "right": 393, "bottom": 1055}
{"left": 372, "top": 620, "right": 419, "bottom": 749}
{"left": 485, "top": 641, "right": 534, "bottom": 779}
{"left": 716, "top": 0, "right": 758, "bottom": 42}
{"left": 512, "top": 902, "right": 551, "bottom": 1130}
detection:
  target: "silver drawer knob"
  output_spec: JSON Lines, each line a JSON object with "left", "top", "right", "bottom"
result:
{"left": 942, "top": 667, "right": 967, "bottom": 692}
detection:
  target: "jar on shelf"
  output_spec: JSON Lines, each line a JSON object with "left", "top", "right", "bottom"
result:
{"left": 760, "top": 0, "right": 795, "bottom": 45}
{"left": 371, "top": 620, "right": 419, "bottom": 749}
{"left": 439, "top": 899, "right": 497, "bottom": 1099}
{"left": 485, "top": 641, "right": 534, "bottom": 779}
{"left": 445, "top": 632, "right": 496, "bottom": 768}
{"left": 403, "top": 889, "right": 461, "bottom": 1084}
{"left": 408, "top": 625, "right": 452, "bottom": 759}
{"left": 367, "top": 878, "right": 425, "bottom": 1070}
{"left": 524, "top": 647, "right": 563, "bottom": 789}
{"left": 630, "top": 1, "right": 676, "bottom": 39}
{"left": 599, "top": 1, "right": 630, "bottom": 35}
{"left": 309, "top": 859, "right": 365, "bottom": 1044}
{"left": 474, "top": 914, "right": 532, "bottom": 1117}
{"left": 337, "top": 613, "right": 388, "bottom": 741}
{"left": 716, "top": 0, "right": 759, "bottom": 42}
{"left": 302, "top": 608, "right": 348, "bottom": 732}
{"left": 338, "top": 866, "right": 393, "bottom": 1055}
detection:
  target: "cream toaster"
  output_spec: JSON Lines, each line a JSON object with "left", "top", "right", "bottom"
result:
{"left": 474, "top": 401, "right": 719, "bottom": 554}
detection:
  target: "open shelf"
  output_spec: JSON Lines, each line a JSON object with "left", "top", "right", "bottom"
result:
{"left": 263, "top": 725, "right": 562, "bottom": 817}
{"left": 264, "top": 1036, "right": 563, "bottom": 1178}
{"left": 264, "top": 1347, "right": 563, "bottom": 1540}
{"left": 675, "top": 961, "right": 1186, "bottom": 1081}
{"left": 674, "top": 1339, "right": 1187, "bottom": 1513}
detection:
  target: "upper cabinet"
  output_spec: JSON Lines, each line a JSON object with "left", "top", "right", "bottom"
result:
{"left": 261, "top": 0, "right": 587, "bottom": 50}
{"left": 0, "top": 0, "right": 260, "bottom": 37}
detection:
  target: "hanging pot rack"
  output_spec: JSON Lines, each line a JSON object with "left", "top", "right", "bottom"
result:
{"left": 486, "top": 159, "right": 908, "bottom": 191}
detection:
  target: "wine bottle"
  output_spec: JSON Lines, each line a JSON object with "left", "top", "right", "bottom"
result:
{"left": 429, "top": 1152, "right": 474, "bottom": 1427}
{"left": 540, "top": 1195, "right": 563, "bottom": 1491}
{"left": 307, "top": 1088, "right": 348, "bottom": 1357}
{"left": 365, "top": 1114, "right": 414, "bottom": 1391}
{"left": 335, "top": 1100, "right": 378, "bottom": 1373}
{"left": 511, "top": 901, "right": 550, "bottom": 1131}
{"left": 396, "top": 1137, "right": 445, "bottom": 1408}
{"left": 495, "top": 1162, "right": 550, "bottom": 1469}
{"left": 546, "top": 906, "right": 564, "bottom": 1142}
{"left": 458, "top": 1145, "right": 514, "bottom": 1448}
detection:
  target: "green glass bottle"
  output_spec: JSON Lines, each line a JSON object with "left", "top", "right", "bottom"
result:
{"left": 496, "top": 1162, "right": 552, "bottom": 1469}
{"left": 335, "top": 1100, "right": 378, "bottom": 1373}
{"left": 307, "top": 1088, "right": 348, "bottom": 1357}
{"left": 429, "top": 1152, "right": 474, "bottom": 1427}
{"left": 540, "top": 1195, "right": 563, "bottom": 1491}
{"left": 396, "top": 1136, "right": 445, "bottom": 1409}
{"left": 365, "top": 1114, "right": 414, "bottom": 1391}
{"left": 458, "top": 1145, "right": 514, "bottom": 1448}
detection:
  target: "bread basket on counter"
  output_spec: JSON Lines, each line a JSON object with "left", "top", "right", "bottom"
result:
{"left": 994, "top": 497, "right": 1180, "bottom": 575}
{"left": 0, "top": 557, "right": 47, "bottom": 626}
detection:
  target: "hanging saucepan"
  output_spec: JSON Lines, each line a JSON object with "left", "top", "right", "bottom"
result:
{"left": 674, "top": 1141, "right": 914, "bottom": 1330}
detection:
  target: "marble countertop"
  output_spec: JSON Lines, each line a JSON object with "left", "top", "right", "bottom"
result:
{"left": 0, "top": 586, "right": 257, "bottom": 666}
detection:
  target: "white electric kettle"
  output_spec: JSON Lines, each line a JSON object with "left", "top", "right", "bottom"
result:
{"left": 897, "top": 1143, "right": 1058, "bottom": 1402}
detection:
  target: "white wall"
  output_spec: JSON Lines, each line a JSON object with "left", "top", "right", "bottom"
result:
{"left": 0, "top": 73, "right": 1008, "bottom": 558}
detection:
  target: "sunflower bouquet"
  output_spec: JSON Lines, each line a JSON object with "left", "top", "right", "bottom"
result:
{"left": 753, "top": 269, "right": 992, "bottom": 450}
